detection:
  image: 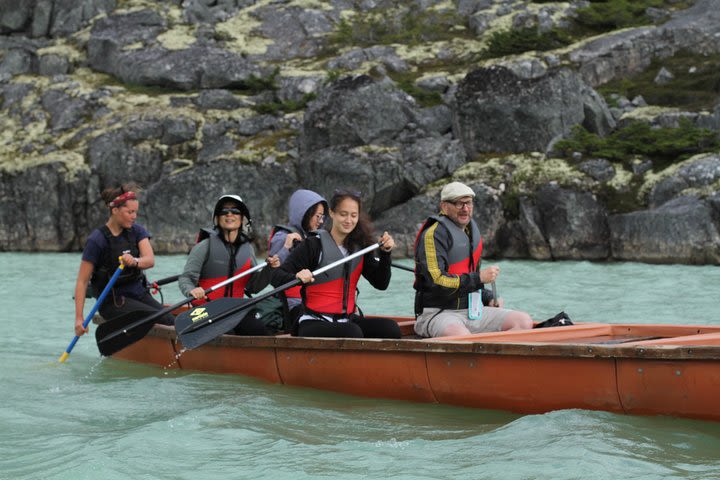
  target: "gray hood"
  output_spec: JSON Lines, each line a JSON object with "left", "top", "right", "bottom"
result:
{"left": 288, "top": 189, "right": 327, "bottom": 234}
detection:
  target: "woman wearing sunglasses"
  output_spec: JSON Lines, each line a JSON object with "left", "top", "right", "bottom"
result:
{"left": 271, "top": 189, "right": 402, "bottom": 339}
{"left": 73, "top": 183, "right": 174, "bottom": 337}
{"left": 178, "top": 194, "right": 280, "bottom": 335}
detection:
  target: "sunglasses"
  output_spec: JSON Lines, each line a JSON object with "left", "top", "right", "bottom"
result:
{"left": 218, "top": 207, "right": 243, "bottom": 216}
{"left": 333, "top": 188, "right": 362, "bottom": 199}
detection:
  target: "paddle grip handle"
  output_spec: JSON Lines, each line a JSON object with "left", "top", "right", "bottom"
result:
{"left": 154, "top": 274, "right": 180, "bottom": 286}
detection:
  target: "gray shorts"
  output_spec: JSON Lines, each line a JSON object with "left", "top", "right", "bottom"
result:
{"left": 414, "top": 307, "right": 510, "bottom": 338}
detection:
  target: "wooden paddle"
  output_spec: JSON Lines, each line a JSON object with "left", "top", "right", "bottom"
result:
{"left": 176, "top": 241, "right": 384, "bottom": 350}
{"left": 95, "top": 262, "right": 267, "bottom": 356}
{"left": 59, "top": 259, "right": 125, "bottom": 362}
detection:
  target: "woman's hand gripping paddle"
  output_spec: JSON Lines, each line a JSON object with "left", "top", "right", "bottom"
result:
{"left": 59, "top": 259, "right": 125, "bottom": 362}
{"left": 95, "top": 262, "right": 268, "bottom": 356}
{"left": 175, "top": 241, "right": 383, "bottom": 350}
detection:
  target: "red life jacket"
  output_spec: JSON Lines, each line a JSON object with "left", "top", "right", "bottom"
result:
{"left": 194, "top": 229, "right": 256, "bottom": 305}
{"left": 302, "top": 230, "right": 363, "bottom": 316}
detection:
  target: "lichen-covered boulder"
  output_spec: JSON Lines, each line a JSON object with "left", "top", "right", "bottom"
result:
{"left": 453, "top": 66, "right": 615, "bottom": 156}
{"left": 648, "top": 154, "right": 720, "bottom": 208}
{"left": 609, "top": 195, "right": 720, "bottom": 264}
{"left": 533, "top": 185, "right": 611, "bottom": 260}
{"left": 301, "top": 75, "right": 420, "bottom": 154}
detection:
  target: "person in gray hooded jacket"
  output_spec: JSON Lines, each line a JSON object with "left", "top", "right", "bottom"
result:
{"left": 267, "top": 189, "right": 328, "bottom": 318}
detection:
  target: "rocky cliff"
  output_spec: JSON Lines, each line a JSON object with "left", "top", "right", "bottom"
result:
{"left": 1, "top": 0, "right": 719, "bottom": 264}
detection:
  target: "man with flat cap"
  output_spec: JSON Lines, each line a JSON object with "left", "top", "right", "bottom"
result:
{"left": 413, "top": 181, "right": 533, "bottom": 337}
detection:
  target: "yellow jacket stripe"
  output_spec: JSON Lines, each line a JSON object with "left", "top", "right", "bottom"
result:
{"left": 423, "top": 222, "right": 460, "bottom": 291}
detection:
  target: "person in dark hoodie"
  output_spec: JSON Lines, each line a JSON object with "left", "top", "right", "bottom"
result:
{"left": 267, "top": 189, "right": 328, "bottom": 321}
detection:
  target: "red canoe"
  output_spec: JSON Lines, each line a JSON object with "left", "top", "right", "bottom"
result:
{"left": 109, "top": 318, "right": 720, "bottom": 422}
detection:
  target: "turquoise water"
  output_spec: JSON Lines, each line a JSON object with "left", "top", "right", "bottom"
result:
{"left": 2, "top": 252, "right": 720, "bottom": 479}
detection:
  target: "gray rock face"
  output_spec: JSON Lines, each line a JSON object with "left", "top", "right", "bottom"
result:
{"left": 92, "top": 44, "right": 270, "bottom": 91}
{"left": 301, "top": 75, "right": 419, "bottom": 154}
{"left": 87, "top": 128, "right": 165, "bottom": 191}
{"left": 0, "top": 48, "right": 34, "bottom": 80}
{"left": 253, "top": 4, "right": 335, "bottom": 61}
{"left": 297, "top": 136, "right": 465, "bottom": 217}
{"left": 533, "top": 185, "right": 610, "bottom": 260}
{"left": 0, "top": 164, "right": 90, "bottom": 251}
{"left": 182, "top": 0, "right": 257, "bottom": 24}
{"left": 161, "top": 117, "right": 198, "bottom": 145}
{"left": 570, "top": 0, "right": 720, "bottom": 87}
{"left": 87, "top": 10, "right": 271, "bottom": 90}
{"left": 374, "top": 194, "right": 438, "bottom": 258}
{"left": 0, "top": 0, "right": 116, "bottom": 37}
{"left": 38, "top": 53, "right": 70, "bottom": 75}
{"left": 327, "top": 46, "right": 408, "bottom": 73}
{"left": 194, "top": 89, "right": 247, "bottom": 111}
{"left": 142, "top": 159, "right": 298, "bottom": 253}
{"left": 517, "top": 197, "right": 552, "bottom": 260}
{"left": 578, "top": 158, "right": 616, "bottom": 182}
{"left": 453, "top": 66, "right": 614, "bottom": 156}
{"left": 610, "top": 196, "right": 720, "bottom": 264}
{"left": 0, "top": 0, "right": 34, "bottom": 33}
{"left": 648, "top": 154, "right": 720, "bottom": 208}
{"left": 40, "top": 89, "right": 96, "bottom": 131}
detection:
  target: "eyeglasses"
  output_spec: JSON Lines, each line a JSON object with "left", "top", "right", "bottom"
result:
{"left": 449, "top": 200, "right": 473, "bottom": 210}
{"left": 314, "top": 214, "right": 325, "bottom": 221}
{"left": 219, "top": 207, "right": 242, "bottom": 216}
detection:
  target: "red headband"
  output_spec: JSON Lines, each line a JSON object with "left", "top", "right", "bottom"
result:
{"left": 108, "top": 191, "right": 137, "bottom": 208}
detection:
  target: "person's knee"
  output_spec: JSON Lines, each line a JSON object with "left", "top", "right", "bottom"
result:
{"left": 502, "top": 311, "right": 533, "bottom": 330}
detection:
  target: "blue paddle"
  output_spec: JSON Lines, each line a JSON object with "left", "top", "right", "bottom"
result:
{"left": 59, "top": 259, "right": 124, "bottom": 362}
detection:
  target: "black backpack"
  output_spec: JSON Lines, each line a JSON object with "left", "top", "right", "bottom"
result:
{"left": 533, "top": 311, "right": 574, "bottom": 328}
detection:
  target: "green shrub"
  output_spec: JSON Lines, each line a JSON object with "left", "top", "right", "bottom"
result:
{"left": 329, "top": 9, "right": 466, "bottom": 48}
{"left": 555, "top": 119, "right": 720, "bottom": 169}
{"left": 574, "top": 0, "right": 666, "bottom": 33}
{"left": 598, "top": 50, "right": 720, "bottom": 111}
{"left": 481, "top": 27, "right": 573, "bottom": 59}
{"left": 253, "top": 93, "right": 317, "bottom": 115}
{"left": 388, "top": 71, "right": 443, "bottom": 107}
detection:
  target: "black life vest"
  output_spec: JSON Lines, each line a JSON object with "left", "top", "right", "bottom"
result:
{"left": 90, "top": 225, "right": 144, "bottom": 297}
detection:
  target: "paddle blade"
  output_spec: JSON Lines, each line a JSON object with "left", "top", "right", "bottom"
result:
{"left": 95, "top": 311, "right": 159, "bottom": 357}
{"left": 175, "top": 297, "right": 250, "bottom": 350}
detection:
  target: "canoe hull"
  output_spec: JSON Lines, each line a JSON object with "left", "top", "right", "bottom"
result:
{"left": 108, "top": 321, "right": 720, "bottom": 422}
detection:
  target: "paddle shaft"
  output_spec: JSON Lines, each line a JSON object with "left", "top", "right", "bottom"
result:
{"left": 180, "top": 242, "right": 383, "bottom": 335}
{"left": 153, "top": 274, "right": 180, "bottom": 286}
{"left": 390, "top": 262, "right": 414, "bottom": 273}
{"left": 97, "top": 261, "right": 267, "bottom": 345}
{"left": 59, "top": 260, "right": 125, "bottom": 362}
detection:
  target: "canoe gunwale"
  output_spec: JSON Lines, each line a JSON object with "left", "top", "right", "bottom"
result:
{"left": 140, "top": 325, "right": 720, "bottom": 360}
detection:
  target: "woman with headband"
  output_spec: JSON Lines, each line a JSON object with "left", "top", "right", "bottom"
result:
{"left": 72, "top": 183, "right": 173, "bottom": 338}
